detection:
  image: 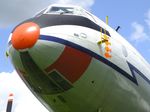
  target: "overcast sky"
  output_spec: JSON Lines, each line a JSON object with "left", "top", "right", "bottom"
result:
{"left": 0, "top": 0, "right": 94, "bottom": 27}
{"left": 0, "top": 0, "right": 150, "bottom": 112}
{"left": 0, "top": 71, "right": 49, "bottom": 112}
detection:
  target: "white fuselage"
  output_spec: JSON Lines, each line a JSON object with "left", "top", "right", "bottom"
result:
{"left": 8, "top": 4, "right": 150, "bottom": 112}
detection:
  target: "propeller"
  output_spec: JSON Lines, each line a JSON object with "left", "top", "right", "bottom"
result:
{"left": 6, "top": 93, "right": 14, "bottom": 112}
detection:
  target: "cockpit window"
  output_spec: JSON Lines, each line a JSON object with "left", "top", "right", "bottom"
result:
{"left": 47, "top": 7, "right": 74, "bottom": 14}
{"left": 34, "top": 6, "right": 97, "bottom": 24}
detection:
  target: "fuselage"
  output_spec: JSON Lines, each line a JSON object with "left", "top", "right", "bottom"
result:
{"left": 8, "top": 4, "right": 150, "bottom": 112}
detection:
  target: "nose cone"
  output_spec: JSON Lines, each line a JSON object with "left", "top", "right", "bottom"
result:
{"left": 11, "top": 22, "right": 40, "bottom": 50}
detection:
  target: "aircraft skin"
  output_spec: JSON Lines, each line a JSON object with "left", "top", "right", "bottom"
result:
{"left": 8, "top": 4, "right": 150, "bottom": 112}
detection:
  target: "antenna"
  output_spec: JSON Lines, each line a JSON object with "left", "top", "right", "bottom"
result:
{"left": 106, "top": 16, "right": 108, "bottom": 25}
{"left": 116, "top": 26, "right": 121, "bottom": 32}
{"left": 6, "top": 93, "right": 14, "bottom": 112}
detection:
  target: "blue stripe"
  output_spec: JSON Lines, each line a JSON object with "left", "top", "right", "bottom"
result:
{"left": 39, "top": 35, "right": 150, "bottom": 85}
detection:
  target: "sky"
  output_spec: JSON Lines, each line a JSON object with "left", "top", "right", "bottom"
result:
{"left": 0, "top": 0, "right": 150, "bottom": 112}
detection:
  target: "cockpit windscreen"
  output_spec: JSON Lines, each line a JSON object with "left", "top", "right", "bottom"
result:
{"left": 47, "top": 7, "right": 74, "bottom": 14}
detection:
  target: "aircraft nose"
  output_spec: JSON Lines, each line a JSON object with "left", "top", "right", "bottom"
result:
{"left": 11, "top": 22, "right": 40, "bottom": 50}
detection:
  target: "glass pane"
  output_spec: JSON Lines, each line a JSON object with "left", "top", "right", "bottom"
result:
{"left": 47, "top": 7, "right": 74, "bottom": 14}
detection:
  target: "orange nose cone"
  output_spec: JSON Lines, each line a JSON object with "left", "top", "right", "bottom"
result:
{"left": 11, "top": 22, "right": 40, "bottom": 50}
